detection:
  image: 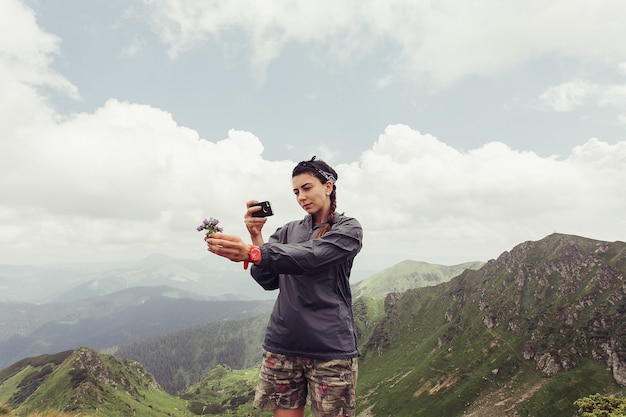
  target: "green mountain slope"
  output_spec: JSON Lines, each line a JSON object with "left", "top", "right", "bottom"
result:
{"left": 351, "top": 259, "right": 484, "bottom": 299}
{"left": 181, "top": 365, "right": 271, "bottom": 416}
{"left": 357, "top": 233, "right": 626, "bottom": 416}
{"left": 0, "top": 347, "right": 192, "bottom": 417}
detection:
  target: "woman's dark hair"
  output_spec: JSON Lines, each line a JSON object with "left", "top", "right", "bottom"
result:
{"left": 293, "top": 156, "right": 338, "bottom": 237}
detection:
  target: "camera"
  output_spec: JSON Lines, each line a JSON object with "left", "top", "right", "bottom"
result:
{"left": 251, "top": 201, "right": 274, "bottom": 217}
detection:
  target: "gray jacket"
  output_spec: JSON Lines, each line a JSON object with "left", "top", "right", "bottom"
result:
{"left": 251, "top": 213, "right": 363, "bottom": 359}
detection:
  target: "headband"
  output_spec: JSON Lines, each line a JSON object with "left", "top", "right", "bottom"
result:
{"left": 297, "top": 159, "right": 336, "bottom": 184}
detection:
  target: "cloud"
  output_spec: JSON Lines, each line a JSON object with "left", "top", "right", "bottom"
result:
{"left": 0, "top": 1, "right": 78, "bottom": 97}
{"left": 2, "top": 0, "right": 625, "bottom": 272}
{"left": 539, "top": 80, "right": 596, "bottom": 112}
{"left": 142, "top": 0, "right": 626, "bottom": 86}
{"left": 2, "top": 101, "right": 625, "bottom": 268}
{"left": 337, "top": 125, "right": 626, "bottom": 267}
{"left": 119, "top": 35, "right": 146, "bottom": 57}
{"left": 0, "top": 0, "right": 79, "bottom": 142}
{"left": 6, "top": 94, "right": 626, "bottom": 268}
{"left": 539, "top": 73, "right": 626, "bottom": 122}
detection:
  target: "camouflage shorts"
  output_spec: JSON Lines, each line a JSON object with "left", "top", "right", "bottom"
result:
{"left": 253, "top": 350, "right": 358, "bottom": 417}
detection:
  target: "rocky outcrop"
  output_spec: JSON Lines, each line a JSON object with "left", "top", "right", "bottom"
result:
{"left": 442, "top": 234, "right": 626, "bottom": 386}
{"left": 485, "top": 235, "right": 626, "bottom": 385}
{"left": 66, "top": 346, "right": 161, "bottom": 411}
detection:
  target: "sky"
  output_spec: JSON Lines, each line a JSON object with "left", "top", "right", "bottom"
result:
{"left": 1, "top": 0, "right": 626, "bottom": 275}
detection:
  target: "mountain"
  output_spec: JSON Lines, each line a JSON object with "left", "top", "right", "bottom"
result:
{"left": 356, "top": 233, "right": 626, "bottom": 416}
{"left": 0, "top": 286, "right": 273, "bottom": 369}
{"left": 0, "top": 262, "right": 110, "bottom": 303}
{"left": 0, "top": 254, "right": 275, "bottom": 304}
{"left": 3, "top": 233, "right": 626, "bottom": 417}
{"left": 0, "top": 347, "right": 192, "bottom": 416}
{"left": 351, "top": 259, "right": 485, "bottom": 298}
{"left": 118, "top": 233, "right": 626, "bottom": 416}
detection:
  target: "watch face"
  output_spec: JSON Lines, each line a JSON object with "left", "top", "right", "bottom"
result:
{"left": 249, "top": 246, "right": 261, "bottom": 262}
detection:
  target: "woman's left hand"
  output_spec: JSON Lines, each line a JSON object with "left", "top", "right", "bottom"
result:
{"left": 205, "top": 233, "right": 249, "bottom": 263}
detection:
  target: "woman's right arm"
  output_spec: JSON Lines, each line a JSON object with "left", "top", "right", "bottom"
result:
{"left": 249, "top": 215, "right": 288, "bottom": 291}
{"left": 245, "top": 200, "right": 267, "bottom": 246}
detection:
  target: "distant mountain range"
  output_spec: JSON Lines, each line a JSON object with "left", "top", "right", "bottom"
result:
{"left": 0, "top": 253, "right": 470, "bottom": 371}
{"left": 0, "top": 253, "right": 275, "bottom": 303}
{"left": 0, "top": 286, "right": 273, "bottom": 369}
{"left": 2, "top": 233, "right": 625, "bottom": 416}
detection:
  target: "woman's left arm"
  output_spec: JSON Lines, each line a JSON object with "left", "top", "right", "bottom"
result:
{"left": 254, "top": 217, "right": 363, "bottom": 275}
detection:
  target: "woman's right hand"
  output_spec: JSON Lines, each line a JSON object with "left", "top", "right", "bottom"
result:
{"left": 245, "top": 200, "right": 266, "bottom": 245}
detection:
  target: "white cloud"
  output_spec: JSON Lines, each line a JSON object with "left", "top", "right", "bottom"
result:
{"left": 0, "top": 0, "right": 79, "bottom": 141}
{"left": 0, "top": 0, "right": 78, "bottom": 97}
{"left": 142, "top": 0, "right": 626, "bottom": 86}
{"left": 374, "top": 76, "right": 392, "bottom": 90}
{"left": 2, "top": 100, "right": 625, "bottom": 268}
{"left": 599, "top": 84, "right": 626, "bottom": 108}
{"left": 540, "top": 80, "right": 596, "bottom": 112}
{"left": 120, "top": 35, "right": 146, "bottom": 57}
{"left": 336, "top": 125, "right": 626, "bottom": 267}
{"left": 539, "top": 76, "right": 626, "bottom": 124}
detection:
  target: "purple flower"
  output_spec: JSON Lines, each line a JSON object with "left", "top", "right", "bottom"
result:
{"left": 197, "top": 216, "right": 224, "bottom": 236}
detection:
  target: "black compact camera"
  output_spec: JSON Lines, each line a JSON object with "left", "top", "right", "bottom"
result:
{"left": 251, "top": 201, "right": 274, "bottom": 217}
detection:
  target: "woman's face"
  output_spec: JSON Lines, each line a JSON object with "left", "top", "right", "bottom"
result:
{"left": 292, "top": 172, "right": 333, "bottom": 221}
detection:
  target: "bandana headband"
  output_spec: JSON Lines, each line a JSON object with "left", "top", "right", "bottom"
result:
{"left": 297, "top": 160, "right": 336, "bottom": 184}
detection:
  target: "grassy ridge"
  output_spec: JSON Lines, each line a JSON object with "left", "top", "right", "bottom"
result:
{"left": 352, "top": 260, "right": 485, "bottom": 299}
{"left": 0, "top": 349, "right": 192, "bottom": 417}
{"left": 181, "top": 365, "right": 268, "bottom": 416}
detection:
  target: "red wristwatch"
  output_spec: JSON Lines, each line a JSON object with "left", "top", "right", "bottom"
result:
{"left": 244, "top": 245, "right": 261, "bottom": 270}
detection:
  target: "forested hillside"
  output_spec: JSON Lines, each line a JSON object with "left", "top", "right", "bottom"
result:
{"left": 114, "top": 313, "right": 271, "bottom": 394}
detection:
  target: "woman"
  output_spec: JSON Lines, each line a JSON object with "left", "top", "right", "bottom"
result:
{"left": 205, "top": 156, "right": 363, "bottom": 417}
